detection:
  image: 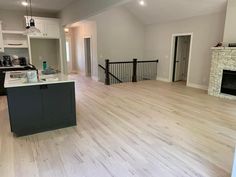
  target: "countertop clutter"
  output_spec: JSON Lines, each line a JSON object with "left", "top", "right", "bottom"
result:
{"left": 4, "top": 70, "right": 75, "bottom": 88}
{"left": 0, "top": 65, "right": 36, "bottom": 95}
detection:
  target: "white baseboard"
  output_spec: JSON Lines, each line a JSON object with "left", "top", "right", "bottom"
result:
{"left": 156, "top": 77, "right": 170, "bottom": 82}
{"left": 187, "top": 82, "right": 208, "bottom": 90}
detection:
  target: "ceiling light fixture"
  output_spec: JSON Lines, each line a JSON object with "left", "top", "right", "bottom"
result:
{"left": 139, "top": 0, "right": 146, "bottom": 6}
{"left": 64, "top": 28, "right": 69, "bottom": 33}
{"left": 21, "top": 1, "right": 28, "bottom": 6}
{"left": 24, "top": 0, "right": 40, "bottom": 35}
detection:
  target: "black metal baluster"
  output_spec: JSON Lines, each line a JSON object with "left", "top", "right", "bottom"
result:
{"left": 132, "top": 59, "right": 137, "bottom": 82}
{"left": 115, "top": 64, "right": 117, "bottom": 83}
{"left": 105, "top": 59, "right": 110, "bottom": 85}
{"left": 111, "top": 64, "right": 113, "bottom": 84}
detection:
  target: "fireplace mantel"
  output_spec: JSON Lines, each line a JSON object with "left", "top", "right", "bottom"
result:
{"left": 208, "top": 47, "right": 236, "bottom": 99}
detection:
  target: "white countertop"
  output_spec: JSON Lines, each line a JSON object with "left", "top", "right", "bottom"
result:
{"left": 4, "top": 71, "right": 75, "bottom": 88}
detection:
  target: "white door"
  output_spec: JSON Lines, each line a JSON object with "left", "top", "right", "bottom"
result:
{"left": 181, "top": 36, "right": 191, "bottom": 81}
{"left": 0, "top": 22, "right": 4, "bottom": 52}
{"left": 66, "top": 36, "right": 72, "bottom": 73}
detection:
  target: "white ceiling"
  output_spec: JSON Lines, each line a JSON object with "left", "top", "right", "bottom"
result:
{"left": 0, "top": 0, "right": 75, "bottom": 12}
{"left": 125, "top": 0, "right": 227, "bottom": 25}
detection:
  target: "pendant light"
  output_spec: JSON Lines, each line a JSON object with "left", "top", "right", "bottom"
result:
{"left": 24, "top": 0, "right": 31, "bottom": 35}
{"left": 25, "top": 0, "right": 40, "bottom": 35}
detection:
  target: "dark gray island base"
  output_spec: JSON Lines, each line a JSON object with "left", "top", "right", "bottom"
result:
{"left": 5, "top": 74, "right": 77, "bottom": 136}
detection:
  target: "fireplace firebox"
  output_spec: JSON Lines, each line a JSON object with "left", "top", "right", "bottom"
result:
{"left": 221, "top": 70, "right": 236, "bottom": 96}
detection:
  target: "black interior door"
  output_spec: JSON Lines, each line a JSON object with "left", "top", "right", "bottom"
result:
{"left": 172, "top": 36, "right": 179, "bottom": 82}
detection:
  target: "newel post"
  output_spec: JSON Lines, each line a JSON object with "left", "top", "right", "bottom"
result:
{"left": 132, "top": 58, "right": 137, "bottom": 82}
{"left": 105, "top": 59, "right": 110, "bottom": 85}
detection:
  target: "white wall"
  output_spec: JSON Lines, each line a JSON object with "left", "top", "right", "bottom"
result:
{"left": 223, "top": 0, "right": 236, "bottom": 43}
{"left": 71, "top": 6, "right": 145, "bottom": 79}
{"left": 90, "top": 7, "right": 145, "bottom": 64}
{"left": 144, "top": 12, "right": 225, "bottom": 88}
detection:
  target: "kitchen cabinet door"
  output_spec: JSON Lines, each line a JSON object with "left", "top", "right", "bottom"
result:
{"left": 7, "top": 86, "right": 43, "bottom": 135}
{"left": 26, "top": 17, "right": 60, "bottom": 39}
{"left": 41, "top": 83, "right": 76, "bottom": 129}
{"left": 44, "top": 21, "right": 60, "bottom": 39}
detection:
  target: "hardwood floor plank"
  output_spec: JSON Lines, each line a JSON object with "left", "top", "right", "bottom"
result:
{"left": 0, "top": 75, "right": 236, "bottom": 177}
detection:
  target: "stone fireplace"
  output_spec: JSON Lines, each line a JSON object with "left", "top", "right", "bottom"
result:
{"left": 208, "top": 47, "right": 236, "bottom": 99}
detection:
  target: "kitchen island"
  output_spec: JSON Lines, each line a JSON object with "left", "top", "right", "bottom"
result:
{"left": 4, "top": 71, "right": 77, "bottom": 136}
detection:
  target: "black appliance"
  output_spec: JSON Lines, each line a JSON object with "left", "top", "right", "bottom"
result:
{"left": 3, "top": 55, "right": 12, "bottom": 67}
{"left": 0, "top": 59, "right": 3, "bottom": 67}
{"left": 229, "top": 43, "right": 236, "bottom": 47}
{"left": 19, "top": 57, "right": 27, "bottom": 66}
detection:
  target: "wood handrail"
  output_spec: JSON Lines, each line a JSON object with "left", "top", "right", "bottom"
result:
{"left": 109, "top": 59, "right": 159, "bottom": 64}
{"left": 137, "top": 59, "right": 159, "bottom": 63}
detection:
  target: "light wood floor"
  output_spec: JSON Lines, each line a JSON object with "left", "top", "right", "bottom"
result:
{"left": 1, "top": 75, "right": 236, "bottom": 177}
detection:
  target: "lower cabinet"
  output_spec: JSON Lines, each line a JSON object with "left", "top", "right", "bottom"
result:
{"left": 7, "top": 82, "right": 76, "bottom": 136}
{"left": 0, "top": 71, "right": 6, "bottom": 95}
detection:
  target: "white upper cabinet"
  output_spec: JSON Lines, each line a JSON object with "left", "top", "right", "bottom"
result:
{"left": 25, "top": 17, "right": 61, "bottom": 39}
{"left": 0, "top": 21, "right": 4, "bottom": 52}
{"left": 44, "top": 20, "right": 60, "bottom": 39}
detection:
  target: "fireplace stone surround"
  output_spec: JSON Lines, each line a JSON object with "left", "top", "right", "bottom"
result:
{"left": 208, "top": 47, "right": 236, "bottom": 99}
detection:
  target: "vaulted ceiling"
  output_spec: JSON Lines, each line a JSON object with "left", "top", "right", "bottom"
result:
{"left": 125, "top": 0, "right": 227, "bottom": 24}
{"left": 0, "top": 0, "right": 75, "bottom": 12}
{"left": 0, "top": 0, "right": 228, "bottom": 25}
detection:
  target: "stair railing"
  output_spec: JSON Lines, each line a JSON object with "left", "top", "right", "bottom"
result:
{"left": 98, "top": 59, "right": 159, "bottom": 85}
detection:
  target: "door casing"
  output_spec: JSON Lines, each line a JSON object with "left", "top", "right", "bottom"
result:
{"left": 169, "top": 33, "right": 193, "bottom": 86}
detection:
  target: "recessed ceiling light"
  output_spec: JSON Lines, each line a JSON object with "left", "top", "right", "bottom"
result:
{"left": 21, "top": 1, "right": 28, "bottom": 6}
{"left": 139, "top": 0, "right": 146, "bottom": 6}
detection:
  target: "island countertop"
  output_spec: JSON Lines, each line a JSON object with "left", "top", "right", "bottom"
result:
{"left": 4, "top": 71, "right": 75, "bottom": 88}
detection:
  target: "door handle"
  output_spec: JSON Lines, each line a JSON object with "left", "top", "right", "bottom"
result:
{"left": 176, "top": 60, "right": 180, "bottom": 63}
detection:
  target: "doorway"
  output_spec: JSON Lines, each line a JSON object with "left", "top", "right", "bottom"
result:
{"left": 84, "top": 38, "right": 92, "bottom": 77}
{"left": 66, "top": 36, "right": 72, "bottom": 74}
{"left": 172, "top": 35, "right": 191, "bottom": 84}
